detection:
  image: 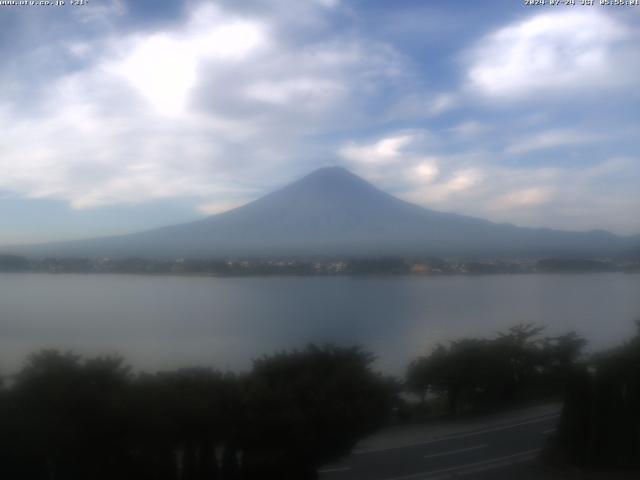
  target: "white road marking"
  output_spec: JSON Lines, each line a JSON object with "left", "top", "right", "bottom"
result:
{"left": 382, "top": 448, "right": 541, "bottom": 480}
{"left": 318, "top": 466, "right": 351, "bottom": 474}
{"left": 355, "top": 413, "right": 559, "bottom": 455}
{"left": 423, "top": 444, "right": 488, "bottom": 459}
{"left": 541, "top": 428, "right": 556, "bottom": 434}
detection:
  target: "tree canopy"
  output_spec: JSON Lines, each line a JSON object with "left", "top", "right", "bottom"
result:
{"left": 406, "top": 324, "right": 587, "bottom": 415}
{"left": 0, "top": 344, "right": 396, "bottom": 480}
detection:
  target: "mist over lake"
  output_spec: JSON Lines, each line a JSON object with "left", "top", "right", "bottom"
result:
{"left": 1, "top": 272, "right": 638, "bottom": 375}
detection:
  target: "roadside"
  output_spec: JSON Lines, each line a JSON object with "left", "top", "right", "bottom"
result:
{"left": 318, "top": 402, "right": 638, "bottom": 480}
{"left": 354, "top": 402, "right": 561, "bottom": 454}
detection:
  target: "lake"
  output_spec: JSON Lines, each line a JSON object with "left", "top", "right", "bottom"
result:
{"left": 1, "top": 273, "right": 639, "bottom": 375}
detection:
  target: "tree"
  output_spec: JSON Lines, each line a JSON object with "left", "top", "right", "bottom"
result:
{"left": 1, "top": 345, "right": 397, "bottom": 479}
{"left": 551, "top": 321, "right": 640, "bottom": 469}
{"left": 406, "top": 324, "right": 587, "bottom": 416}
{"left": 5, "top": 350, "right": 132, "bottom": 479}
{"left": 241, "top": 344, "right": 397, "bottom": 479}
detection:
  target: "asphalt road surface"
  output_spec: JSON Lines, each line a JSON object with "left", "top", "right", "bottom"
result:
{"left": 319, "top": 409, "right": 560, "bottom": 480}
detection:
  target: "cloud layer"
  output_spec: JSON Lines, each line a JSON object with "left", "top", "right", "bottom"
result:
{"left": 466, "top": 10, "right": 640, "bottom": 100}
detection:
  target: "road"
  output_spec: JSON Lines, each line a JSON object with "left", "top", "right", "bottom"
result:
{"left": 319, "top": 407, "right": 560, "bottom": 480}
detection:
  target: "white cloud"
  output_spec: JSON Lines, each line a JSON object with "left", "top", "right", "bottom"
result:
{"left": 400, "top": 156, "right": 640, "bottom": 234}
{"left": 341, "top": 131, "right": 639, "bottom": 233}
{"left": 0, "top": 2, "right": 408, "bottom": 211}
{"left": 408, "top": 168, "right": 482, "bottom": 204}
{"left": 339, "top": 134, "right": 416, "bottom": 165}
{"left": 339, "top": 133, "right": 444, "bottom": 191}
{"left": 66, "top": 42, "right": 93, "bottom": 58}
{"left": 467, "top": 10, "right": 639, "bottom": 100}
{"left": 315, "top": 0, "right": 340, "bottom": 7}
{"left": 449, "top": 121, "right": 489, "bottom": 138}
{"left": 427, "top": 93, "right": 458, "bottom": 116}
{"left": 411, "top": 160, "right": 440, "bottom": 182}
{"left": 338, "top": 129, "right": 582, "bottom": 228}
{"left": 245, "top": 77, "right": 344, "bottom": 107}
{"left": 505, "top": 129, "right": 598, "bottom": 155}
{"left": 446, "top": 169, "right": 480, "bottom": 192}
{"left": 385, "top": 92, "right": 459, "bottom": 122}
{"left": 196, "top": 201, "right": 246, "bottom": 215}
{"left": 581, "top": 157, "right": 634, "bottom": 179}
{"left": 71, "top": 0, "right": 127, "bottom": 23}
{"left": 490, "top": 187, "right": 554, "bottom": 210}
{"left": 105, "top": 5, "right": 267, "bottom": 117}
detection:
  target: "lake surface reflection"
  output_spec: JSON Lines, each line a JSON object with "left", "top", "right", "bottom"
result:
{"left": 1, "top": 273, "right": 639, "bottom": 374}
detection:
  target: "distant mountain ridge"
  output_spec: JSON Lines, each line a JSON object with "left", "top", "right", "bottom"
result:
{"left": 4, "top": 167, "right": 639, "bottom": 258}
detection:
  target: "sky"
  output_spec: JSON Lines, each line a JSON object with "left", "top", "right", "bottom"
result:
{"left": 0, "top": 0, "right": 639, "bottom": 244}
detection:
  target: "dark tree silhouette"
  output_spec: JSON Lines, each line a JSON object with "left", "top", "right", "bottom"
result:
{"left": 551, "top": 321, "right": 640, "bottom": 470}
{"left": 4, "top": 351, "right": 132, "bottom": 479}
{"left": 126, "top": 368, "right": 240, "bottom": 480}
{"left": 406, "top": 324, "right": 586, "bottom": 416}
{"left": 240, "top": 344, "right": 397, "bottom": 479}
{"left": 0, "top": 344, "right": 396, "bottom": 479}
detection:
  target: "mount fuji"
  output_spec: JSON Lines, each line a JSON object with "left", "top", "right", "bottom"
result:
{"left": 5, "top": 167, "right": 638, "bottom": 259}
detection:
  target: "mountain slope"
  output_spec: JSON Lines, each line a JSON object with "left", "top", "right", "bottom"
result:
{"left": 6, "top": 167, "right": 638, "bottom": 258}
